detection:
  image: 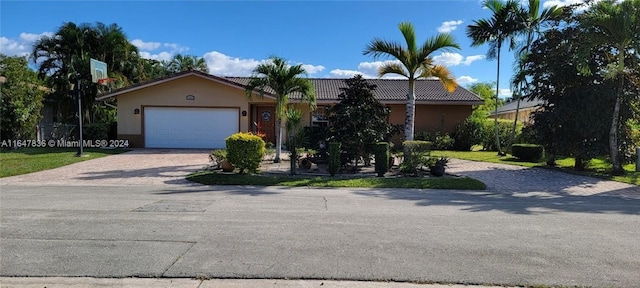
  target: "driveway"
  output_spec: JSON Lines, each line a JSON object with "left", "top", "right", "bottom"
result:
{"left": 0, "top": 149, "right": 211, "bottom": 186}
{"left": 1, "top": 149, "right": 637, "bottom": 198}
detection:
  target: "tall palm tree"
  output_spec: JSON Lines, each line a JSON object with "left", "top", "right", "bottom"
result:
{"left": 32, "top": 22, "right": 140, "bottom": 124}
{"left": 466, "top": 0, "right": 520, "bottom": 155}
{"left": 507, "top": 0, "right": 563, "bottom": 146}
{"left": 245, "top": 56, "right": 316, "bottom": 163}
{"left": 168, "top": 54, "right": 209, "bottom": 73}
{"left": 578, "top": 0, "right": 640, "bottom": 175}
{"left": 363, "top": 22, "right": 460, "bottom": 142}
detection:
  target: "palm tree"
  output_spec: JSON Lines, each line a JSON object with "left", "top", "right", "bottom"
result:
{"left": 32, "top": 22, "right": 140, "bottom": 124}
{"left": 578, "top": 0, "right": 640, "bottom": 175}
{"left": 363, "top": 22, "right": 460, "bottom": 142}
{"left": 507, "top": 0, "right": 562, "bottom": 147}
{"left": 245, "top": 56, "right": 316, "bottom": 163}
{"left": 466, "top": 0, "right": 520, "bottom": 155}
{"left": 168, "top": 54, "right": 208, "bottom": 73}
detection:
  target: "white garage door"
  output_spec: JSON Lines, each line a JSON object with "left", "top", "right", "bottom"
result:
{"left": 144, "top": 107, "right": 239, "bottom": 148}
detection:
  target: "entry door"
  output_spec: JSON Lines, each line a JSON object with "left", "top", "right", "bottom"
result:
{"left": 256, "top": 106, "right": 276, "bottom": 144}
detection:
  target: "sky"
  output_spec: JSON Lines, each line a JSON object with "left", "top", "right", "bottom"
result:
{"left": 1, "top": 0, "right": 591, "bottom": 98}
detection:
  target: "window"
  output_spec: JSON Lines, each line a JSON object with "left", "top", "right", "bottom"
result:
{"left": 311, "top": 106, "right": 329, "bottom": 127}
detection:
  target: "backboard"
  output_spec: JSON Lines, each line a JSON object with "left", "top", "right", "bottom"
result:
{"left": 90, "top": 59, "right": 107, "bottom": 83}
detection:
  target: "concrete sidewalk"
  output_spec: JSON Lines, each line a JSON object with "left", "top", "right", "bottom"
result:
{"left": 0, "top": 277, "right": 519, "bottom": 288}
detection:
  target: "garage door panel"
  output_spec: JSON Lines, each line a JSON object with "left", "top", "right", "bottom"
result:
{"left": 144, "top": 107, "right": 238, "bottom": 148}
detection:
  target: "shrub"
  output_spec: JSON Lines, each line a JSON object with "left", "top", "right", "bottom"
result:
{"left": 225, "top": 132, "right": 266, "bottom": 174}
{"left": 400, "top": 140, "right": 432, "bottom": 174}
{"left": 328, "top": 142, "right": 341, "bottom": 176}
{"left": 482, "top": 119, "right": 521, "bottom": 151}
{"left": 374, "top": 142, "right": 390, "bottom": 177}
{"left": 83, "top": 123, "right": 109, "bottom": 140}
{"left": 511, "top": 144, "right": 544, "bottom": 162}
{"left": 209, "top": 149, "right": 227, "bottom": 169}
{"left": 415, "top": 131, "right": 455, "bottom": 150}
{"left": 452, "top": 117, "right": 485, "bottom": 151}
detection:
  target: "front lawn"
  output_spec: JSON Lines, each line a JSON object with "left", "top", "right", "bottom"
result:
{"left": 0, "top": 147, "right": 128, "bottom": 178}
{"left": 431, "top": 150, "right": 639, "bottom": 185}
{"left": 187, "top": 172, "right": 486, "bottom": 190}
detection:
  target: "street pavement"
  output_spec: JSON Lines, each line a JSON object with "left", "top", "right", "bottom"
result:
{"left": 2, "top": 184, "right": 639, "bottom": 287}
{"left": 1, "top": 149, "right": 639, "bottom": 287}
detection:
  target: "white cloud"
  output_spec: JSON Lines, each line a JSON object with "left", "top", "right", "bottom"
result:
{"left": 499, "top": 88, "right": 513, "bottom": 97}
{"left": 329, "top": 69, "right": 365, "bottom": 78}
{"left": 433, "top": 53, "right": 485, "bottom": 66}
{"left": 457, "top": 76, "right": 479, "bottom": 85}
{"left": 130, "top": 39, "right": 161, "bottom": 51}
{"left": 360, "top": 60, "right": 407, "bottom": 78}
{"left": 301, "top": 64, "right": 325, "bottom": 74}
{"left": 162, "top": 43, "right": 189, "bottom": 53}
{"left": 203, "top": 51, "right": 264, "bottom": 76}
{"left": 437, "top": 20, "right": 463, "bottom": 33}
{"left": 542, "top": 0, "right": 616, "bottom": 11}
{"left": 138, "top": 51, "right": 173, "bottom": 62}
{"left": 432, "top": 52, "right": 464, "bottom": 66}
{"left": 201, "top": 52, "right": 326, "bottom": 77}
{"left": 0, "top": 32, "right": 53, "bottom": 57}
{"left": 462, "top": 55, "right": 485, "bottom": 65}
{"left": 132, "top": 38, "right": 190, "bottom": 61}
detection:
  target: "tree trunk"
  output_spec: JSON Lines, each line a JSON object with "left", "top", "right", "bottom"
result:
{"left": 274, "top": 116, "right": 282, "bottom": 163}
{"left": 494, "top": 42, "right": 504, "bottom": 156}
{"left": 609, "top": 77, "right": 624, "bottom": 175}
{"left": 405, "top": 79, "right": 416, "bottom": 141}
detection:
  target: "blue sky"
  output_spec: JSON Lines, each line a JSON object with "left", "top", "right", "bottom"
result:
{"left": 1, "top": 0, "right": 586, "bottom": 97}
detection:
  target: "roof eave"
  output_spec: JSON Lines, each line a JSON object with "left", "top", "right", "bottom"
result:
{"left": 96, "top": 71, "right": 275, "bottom": 101}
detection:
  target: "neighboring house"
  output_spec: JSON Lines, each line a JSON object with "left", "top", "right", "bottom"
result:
{"left": 96, "top": 70, "right": 483, "bottom": 148}
{"left": 489, "top": 98, "right": 544, "bottom": 125}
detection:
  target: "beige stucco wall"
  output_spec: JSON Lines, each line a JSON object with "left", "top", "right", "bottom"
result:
{"left": 491, "top": 108, "right": 536, "bottom": 124}
{"left": 116, "top": 75, "right": 273, "bottom": 147}
{"left": 296, "top": 103, "right": 472, "bottom": 133}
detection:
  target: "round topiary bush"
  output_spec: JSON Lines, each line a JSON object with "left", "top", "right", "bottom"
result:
{"left": 225, "top": 132, "right": 266, "bottom": 174}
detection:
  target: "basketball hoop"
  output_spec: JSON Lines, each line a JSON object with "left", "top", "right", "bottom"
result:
{"left": 97, "top": 78, "right": 117, "bottom": 86}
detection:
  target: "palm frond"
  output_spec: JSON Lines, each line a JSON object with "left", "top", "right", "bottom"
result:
{"left": 419, "top": 64, "right": 457, "bottom": 92}
{"left": 398, "top": 22, "right": 417, "bottom": 53}
{"left": 378, "top": 62, "right": 408, "bottom": 78}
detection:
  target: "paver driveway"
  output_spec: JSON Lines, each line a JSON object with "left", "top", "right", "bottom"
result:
{"left": 1, "top": 149, "right": 638, "bottom": 197}
{"left": 0, "top": 149, "right": 211, "bottom": 186}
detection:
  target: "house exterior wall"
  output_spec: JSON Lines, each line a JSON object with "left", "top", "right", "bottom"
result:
{"left": 491, "top": 108, "right": 537, "bottom": 124}
{"left": 388, "top": 104, "right": 472, "bottom": 134}
{"left": 116, "top": 75, "right": 273, "bottom": 147}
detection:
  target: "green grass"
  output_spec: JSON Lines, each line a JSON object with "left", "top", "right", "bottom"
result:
{"left": 187, "top": 171, "right": 487, "bottom": 190}
{"left": 431, "top": 150, "right": 639, "bottom": 186}
{"left": 0, "top": 147, "right": 128, "bottom": 178}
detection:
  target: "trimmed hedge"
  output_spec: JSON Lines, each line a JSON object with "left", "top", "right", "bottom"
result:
{"left": 512, "top": 144, "right": 544, "bottom": 162}
{"left": 225, "top": 132, "right": 266, "bottom": 174}
{"left": 374, "top": 142, "right": 390, "bottom": 177}
{"left": 83, "top": 123, "right": 109, "bottom": 140}
{"left": 328, "top": 142, "right": 341, "bottom": 176}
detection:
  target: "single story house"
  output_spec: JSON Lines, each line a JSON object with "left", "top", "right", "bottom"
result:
{"left": 96, "top": 70, "right": 483, "bottom": 148}
{"left": 489, "top": 98, "right": 545, "bottom": 125}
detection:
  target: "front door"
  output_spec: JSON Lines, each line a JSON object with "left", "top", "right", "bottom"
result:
{"left": 256, "top": 106, "right": 276, "bottom": 144}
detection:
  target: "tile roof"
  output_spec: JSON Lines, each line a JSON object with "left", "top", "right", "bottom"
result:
{"left": 97, "top": 70, "right": 483, "bottom": 104}
{"left": 491, "top": 98, "right": 545, "bottom": 115}
{"left": 225, "top": 77, "right": 483, "bottom": 104}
